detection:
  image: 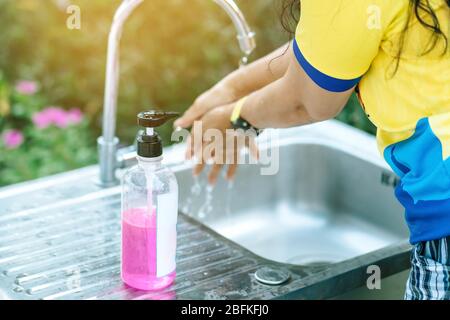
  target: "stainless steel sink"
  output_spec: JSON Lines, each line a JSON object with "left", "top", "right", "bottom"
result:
{"left": 0, "top": 120, "right": 411, "bottom": 300}
{"left": 177, "top": 127, "right": 408, "bottom": 267}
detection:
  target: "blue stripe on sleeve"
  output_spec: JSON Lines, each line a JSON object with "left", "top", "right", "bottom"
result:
{"left": 293, "top": 39, "right": 362, "bottom": 93}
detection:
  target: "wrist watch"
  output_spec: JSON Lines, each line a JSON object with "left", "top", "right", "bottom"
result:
{"left": 230, "top": 96, "right": 262, "bottom": 136}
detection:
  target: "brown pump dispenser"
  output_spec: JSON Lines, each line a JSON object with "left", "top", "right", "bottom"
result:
{"left": 136, "top": 111, "right": 179, "bottom": 158}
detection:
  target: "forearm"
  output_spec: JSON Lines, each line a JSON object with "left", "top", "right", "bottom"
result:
{"left": 239, "top": 53, "right": 352, "bottom": 129}
{"left": 240, "top": 77, "right": 315, "bottom": 129}
{"left": 222, "top": 42, "right": 291, "bottom": 98}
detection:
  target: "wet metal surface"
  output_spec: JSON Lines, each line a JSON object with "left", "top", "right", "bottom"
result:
{"left": 0, "top": 121, "right": 412, "bottom": 300}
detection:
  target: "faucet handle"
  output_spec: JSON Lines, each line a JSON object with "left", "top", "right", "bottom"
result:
{"left": 137, "top": 111, "right": 179, "bottom": 128}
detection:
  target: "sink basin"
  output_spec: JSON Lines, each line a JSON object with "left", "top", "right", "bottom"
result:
{"left": 177, "top": 128, "right": 409, "bottom": 267}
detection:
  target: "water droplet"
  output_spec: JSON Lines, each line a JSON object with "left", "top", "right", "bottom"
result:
{"left": 181, "top": 199, "right": 192, "bottom": 214}
{"left": 181, "top": 176, "right": 203, "bottom": 214}
{"left": 239, "top": 55, "right": 249, "bottom": 68}
{"left": 239, "top": 289, "right": 248, "bottom": 297}
{"left": 13, "top": 286, "right": 24, "bottom": 293}
{"left": 192, "top": 177, "right": 202, "bottom": 196}
{"left": 198, "top": 185, "right": 214, "bottom": 218}
{"left": 225, "top": 180, "right": 234, "bottom": 216}
{"left": 16, "top": 273, "right": 29, "bottom": 278}
{"left": 36, "top": 231, "right": 47, "bottom": 238}
{"left": 80, "top": 266, "right": 90, "bottom": 273}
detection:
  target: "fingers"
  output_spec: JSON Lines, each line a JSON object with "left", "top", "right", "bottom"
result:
{"left": 186, "top": 122, "right": 205, "bottom": 161}
{"left": 182, "top": 106, "right": 260, "bottom": 185}
{"left": 193, "top": 162, "right": 226, "bottom": 186}
{"left": 185, "top": 135, "right": 192, "bottom": 159}
{"left": 175, "top": 97, "right": 209, "bottom": 128}
{"left": 226, "top": 164, "right": 238, "bottom": 181}
{"left": 193, "top": 162, "right": 205, "bottom": 177}
{"left": 248, "top": 138, "right": 260, "bottom": 161}
{"left": 193, "top": 163, "right": 234, "bottom": 185}
{"left": 208, "top": 163, "right": 223, "bottom": 185}
{"left": 174, "top": 107, "right": 200, "bottom": 128}
{"left": 185, "top": 135, "right": 203, "bottom": 161}
{"left": 174, "top": 83, "right": 236, "bottom": 128}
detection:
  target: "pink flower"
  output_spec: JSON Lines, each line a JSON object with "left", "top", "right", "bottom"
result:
{"left": 46, "top": 107, "right": 69, "bottom": 128}
{"left": 15, "top": 80, "right": 39, "bottom": 95}
{"left": 2, "top": 129, "right": 24, "bottom": 149}
{"left": 32, "top": 111, "right": 52, "bottom": 129}
{"left": 32, "top": 107, "right": 84, "bottom": 129}
{"left": 66, "top": 108, "right": 83, "bottom": 125}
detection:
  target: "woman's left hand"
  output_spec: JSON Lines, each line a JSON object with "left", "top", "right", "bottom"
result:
{"left": 186, "top": 103, "right": 258, "bottom": 185}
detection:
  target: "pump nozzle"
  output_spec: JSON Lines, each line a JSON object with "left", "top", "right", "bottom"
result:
{"left": 138, "top": 111, "right": 180, "bottom": 128}
{"left": 136, "top": 111, "right": 179, "bottom": 158}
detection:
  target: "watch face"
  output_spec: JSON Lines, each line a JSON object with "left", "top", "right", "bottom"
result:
{"left": 231, "top": 117, "right": 261, "bottom": 136}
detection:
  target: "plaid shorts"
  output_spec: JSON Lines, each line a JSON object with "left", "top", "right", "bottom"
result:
{"left": 405, "top": 236, "right": 450, "bottom": 300}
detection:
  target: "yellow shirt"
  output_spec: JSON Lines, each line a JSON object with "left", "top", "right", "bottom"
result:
{"left": 294, "top": 0, "right": 450, "bottom": 243}
{"left": 295, "top": 0, "right": 449, "bottom": 152}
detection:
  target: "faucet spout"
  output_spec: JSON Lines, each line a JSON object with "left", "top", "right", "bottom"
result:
{"left": 98, "top": 0, "right": 256, "bottom": 187}
{"left": 98, "top": 0, "right": 144, "bottom": 187}
{"left": 212, "top": 0, "right": 256, "bottom": 56}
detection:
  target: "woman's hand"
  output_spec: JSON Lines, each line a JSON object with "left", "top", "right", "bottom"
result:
{"left": 174, "top": 43, "right": 293, "bottom": 130}
{"left": 187, "top": 103, "right": 258, "bottom": 185}
{"left": 174, "top": 81, "right": 238, "bottom": 129}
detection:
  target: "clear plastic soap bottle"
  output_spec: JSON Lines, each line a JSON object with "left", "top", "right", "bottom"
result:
{"left": 121, "top": 111, "right": 179, "bottom": 291}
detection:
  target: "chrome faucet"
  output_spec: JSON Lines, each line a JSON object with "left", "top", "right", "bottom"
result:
{"left": 98, "top": 0, "right": 256, "bottom": 187}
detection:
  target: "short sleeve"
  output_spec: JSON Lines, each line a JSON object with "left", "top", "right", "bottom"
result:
{"left": 294, "top": 0, "right": 386, "bottom": 92}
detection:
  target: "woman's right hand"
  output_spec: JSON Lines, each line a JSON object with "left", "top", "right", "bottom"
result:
{"left": 174, "top": 42, "right": 293, "bottom": 129}
{"left": 174, "top": 79, "right": 239, "bottom": 129}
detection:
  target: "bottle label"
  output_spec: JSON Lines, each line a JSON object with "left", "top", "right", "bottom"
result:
{"left": 156, "top": 192, "right": 178, "bottom": 277}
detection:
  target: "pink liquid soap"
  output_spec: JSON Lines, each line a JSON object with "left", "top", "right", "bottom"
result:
{"left": 121, "top": 207, "right": 176, "bottom": 291}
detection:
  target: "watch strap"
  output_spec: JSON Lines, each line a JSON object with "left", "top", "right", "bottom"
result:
{"left": 230, "top": 96, "right": 261, "bottom": 135}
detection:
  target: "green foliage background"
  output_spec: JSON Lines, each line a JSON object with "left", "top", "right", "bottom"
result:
{"left": 0, "top": 0, "right": 375, "bottom": 186}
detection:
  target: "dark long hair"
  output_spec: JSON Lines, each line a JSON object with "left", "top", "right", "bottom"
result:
{"left": 281, "top": 0, "right": 450, "bottom": 71}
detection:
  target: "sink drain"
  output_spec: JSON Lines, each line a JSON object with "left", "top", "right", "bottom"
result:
{"left": 254, "top": 266, "right": 290, "bottom": 285}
